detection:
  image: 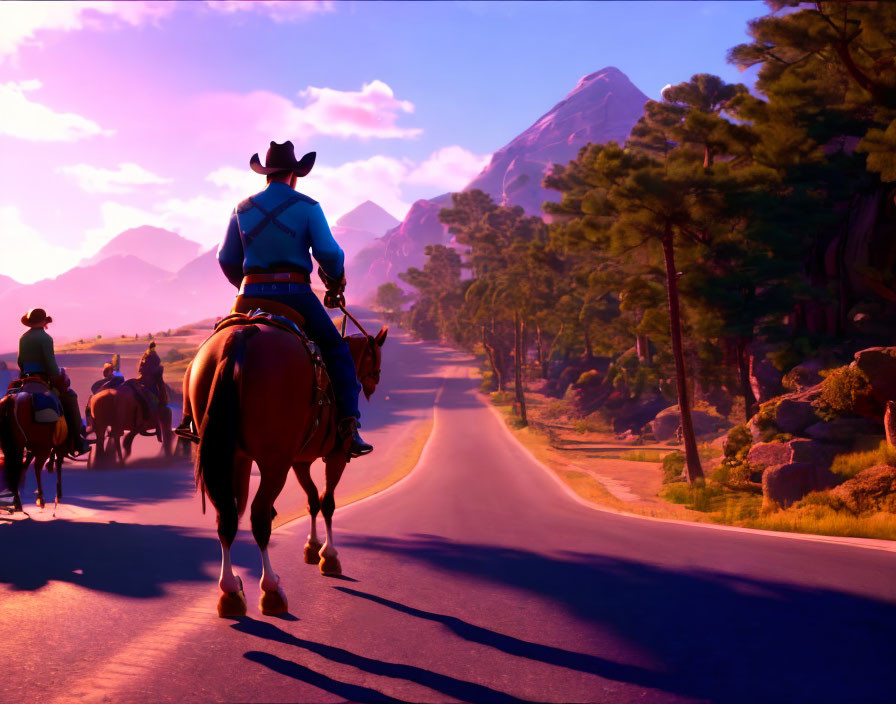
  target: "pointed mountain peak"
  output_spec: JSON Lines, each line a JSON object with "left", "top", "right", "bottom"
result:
{"left": 336, "top": 200, "right": 401, "bottom": 234}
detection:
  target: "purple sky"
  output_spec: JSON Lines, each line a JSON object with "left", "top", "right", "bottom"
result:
{"left": 0, "top": 1, "right": 765, "bottom": 283}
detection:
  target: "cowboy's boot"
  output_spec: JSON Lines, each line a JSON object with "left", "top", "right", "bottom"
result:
{"left": 174, "top": 414, "right": 199, "bottom": 443}
{"left": 61, "top": 391, "right": 90, "bottom": 456}
{"left": 339, "top": 417, "right": 373, "bottom": 458}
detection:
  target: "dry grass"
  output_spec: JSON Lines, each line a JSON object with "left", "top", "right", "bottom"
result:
{"left": 744, "top": 505, "right": 896, "bottom": 541}
{"left": 830, "top": 441, "right": 896, "bottom": 479}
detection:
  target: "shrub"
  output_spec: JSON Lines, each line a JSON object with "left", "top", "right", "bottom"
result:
{"left": 815, "top": 365, "right": 872, "bottom": 419}
{"left": 723, "top": 425, "right": 752, "bottom": 461}
{"left": 573, "top": 410, "right": 613, "bottom": 434}
{"left": 490, "top": 391, "right": 514, "bottom": 405}
{"left": 541, "top": 400, "right": 570, "bottom": 420}
{"left": 662, "top": 452, "right": 685, "bottom": 483}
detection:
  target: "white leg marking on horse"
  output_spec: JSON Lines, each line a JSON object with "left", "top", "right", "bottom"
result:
{"left": 321, "top": 518, "right": 337, "bottom": 558}
{"left": 260, "top": 549, "right": 279, "bottom": 591}
{"left": 308, "top": 514, "right": 320, "bottom": 545}
{"left": 219, "top": 543, "right": 240, "bottom": 593}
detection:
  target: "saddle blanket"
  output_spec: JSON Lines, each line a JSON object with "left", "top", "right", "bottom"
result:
{"left": 32, "top": 390, "right": 62, "bottom": 423}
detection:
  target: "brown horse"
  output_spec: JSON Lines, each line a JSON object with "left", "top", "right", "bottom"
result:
{"left": 87, "top": 382, "right": 173, "bottom": 467}
{"left": 0, "top": 384, "right": 69, "bottom": 513}
{"left": 183, "top": 317, "right": 386, "bottom": 617}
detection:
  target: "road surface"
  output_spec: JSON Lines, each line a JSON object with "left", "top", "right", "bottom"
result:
{"left": 1, "top": 334, "right": 895, "bottom": 703}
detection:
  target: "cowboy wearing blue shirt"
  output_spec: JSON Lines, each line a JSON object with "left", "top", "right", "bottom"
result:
{"left": 216, "top": 141, "right": 372, "bottom": 457}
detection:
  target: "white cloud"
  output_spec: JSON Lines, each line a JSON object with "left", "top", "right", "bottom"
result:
{"left": 204, "top": 1, "right": 333, "bottom": 22}
{"left": 58, "top": 162, "right": 171, "bottom": 194}
{"left": 0, "top": 80, "right": 112, "bottom": 141}
{"left": 193, "top": 80, "right": 422, "bottom": 144}
{"left": 0, "top": 205, "right": 80, "bottom": 283}
{"left": 0, "top": 1, "right": 173, "bottom": 60}
{"left": 405, "top": 145, "right": 490, "bottom": 191}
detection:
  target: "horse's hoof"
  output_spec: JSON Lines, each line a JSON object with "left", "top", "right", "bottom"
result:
{"left": 259, "top": 586, "right": 289, "bottom": 616}
{"left": 13, "top": 497, "right": 23, "bottom": 513}
{"left": 319, "top": 553, "right": 342, "bottom": 577}
{"left": 217, "top": 589, "right": 247, "bottom": 619}
{"left": 36, "top": 497, "right": 45, "bottom": 509}
{"left": 303, "top": 540, "right": 323, "bottom": 564}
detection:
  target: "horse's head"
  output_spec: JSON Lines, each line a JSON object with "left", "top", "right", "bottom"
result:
{"left": 345, "top": 327, "right": 387, "bottom": 400}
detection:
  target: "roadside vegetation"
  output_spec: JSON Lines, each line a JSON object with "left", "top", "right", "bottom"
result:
{"left": 376, "top": 3, "right": 896, "bottom": 540}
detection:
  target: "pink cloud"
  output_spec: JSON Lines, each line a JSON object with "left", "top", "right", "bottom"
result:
{"left": 204, "top": 1, "right": 333, "bottom": 22}
{"left": 0, "top": 79, "right": 112, "bottom": 141}
{"left": 0, "top": 1, "right": 173, "bottom": 60}
{"left": 190, "top": 80, "right": 422, "bottom": 149}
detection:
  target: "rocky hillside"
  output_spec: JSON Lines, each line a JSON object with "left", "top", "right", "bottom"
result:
{"left": 349, "top": 67, "right": 649, "bottom": 298}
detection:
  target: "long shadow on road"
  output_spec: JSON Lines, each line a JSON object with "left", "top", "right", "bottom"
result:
{"left": 0, "top": 518, "right": 215, "bottom": 595}
{"left": 235, "top": 617, "right": 535, "bottom": 703}
{"left": 336, "top": 534, "right": 896, "bottom": 704}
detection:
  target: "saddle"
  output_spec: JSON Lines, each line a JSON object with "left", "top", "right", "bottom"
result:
{"left": 215, "top": 309, "right": 330, "bottom": 409}
{"left": 6, "top": 377, "right": 63, "bottom": 423}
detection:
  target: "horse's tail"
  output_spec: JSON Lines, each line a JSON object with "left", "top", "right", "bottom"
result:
{"left": 0, "top": 395, "right": 24, "bottom": 493}
{"left": 195, "top": 325, "right": 259, "bottom": 516}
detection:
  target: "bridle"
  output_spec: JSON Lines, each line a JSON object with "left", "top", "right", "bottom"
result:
{"left": 339, "top": 303, "right": 381, "bottom": 389}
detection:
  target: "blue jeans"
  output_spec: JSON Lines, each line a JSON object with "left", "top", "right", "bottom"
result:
{"left": 245, "top": 283, "right": 361, "bottom": 419}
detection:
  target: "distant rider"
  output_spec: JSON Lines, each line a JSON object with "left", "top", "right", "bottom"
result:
{"left": 135, "top": 341, "right": 168, "bottom": 437}
{"left": 16, "top": 308, "right": 89, "bottom": 455}
{"left": 192, "top": 140, "right": 371, "bottom": 457}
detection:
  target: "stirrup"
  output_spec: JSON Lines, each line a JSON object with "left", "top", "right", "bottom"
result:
{"left": 174, "top": 417, "right": 199, "bottom": 444}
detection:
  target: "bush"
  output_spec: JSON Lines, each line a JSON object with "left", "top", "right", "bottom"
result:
{"left": 572, "top": 410, "right": 613, "bottom": 434}
{"left": 815, "top": 365, "right": 872, "bottom": 419}
{"left": 662, "top": 452, "right": 685, "bottom": 483}
{"left": 541, "top": 400, "right": 570, "bottom": 420}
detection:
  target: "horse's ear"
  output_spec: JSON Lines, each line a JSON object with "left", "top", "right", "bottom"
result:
{"left": 375, "top": 327, "right": 388, "bottom": 347}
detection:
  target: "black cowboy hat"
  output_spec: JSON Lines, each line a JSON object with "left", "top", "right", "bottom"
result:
{"left": 21, "top": 308, "right": 52, "bottom": 327}
{"left": 250, "top": 141, "right": 316, "bottom": 177}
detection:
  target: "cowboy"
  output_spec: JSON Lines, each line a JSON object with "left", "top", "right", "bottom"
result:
{"left": 90, "top": 361, "right": 125, "bottom": 395}
{"left": 16, "top": 308, "right": 89, "bottom": 455}
{"left": 214, "top": 141, "right": 371, "bottom": 457}
{"left": 134, "top": 341, "right": 168, "bottom": 437}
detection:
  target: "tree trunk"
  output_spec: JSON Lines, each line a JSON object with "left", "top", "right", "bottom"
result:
{"left": 513, "top": 310, "right": 527, "bottom": 426}
{"left": 636, "top": 334, "right": 651, "bottom": 364}
{"left": 482, "top": 327, "right": 505, "bottom": 392}
{"left": 535, "top": 323, "right": 547, "bottom": 378}
{"left": 736, "top": 337, "right": 758, "bottom": 421}
{"left": 662, "top": 225, "right": 703, "bottom": 482}
{"left": 886, "top": 401, "right": 896, "bottom": 448}
{"left": 583, "top": 325, "right": 594, "bottom": 361}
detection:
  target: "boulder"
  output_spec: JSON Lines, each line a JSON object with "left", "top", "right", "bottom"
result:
{"left": 853, "top": 347, "right": 896, "bottom": 405}
{"left": 782, "top": 362, "right": 823, "bottom": 391}
{"left": 749, "top": 353, "right": 784, "bottom": 403}
{"left": 611, "top": 394, "right": 669, "bottom": 434}
{"left": 651, "top": 407, "right": 729, "bottom": 442}
{"left": 803, "top": 417, "right": 884, "bottom": 444}
{"left": 747, "top": 439, "right": 836, "bottom": 471}
{"left": 827, "top": 464, "right": 896, "bottom": 514}
{"left": 773, "top": 398, "right": 819, "bottom": 435}
{"left": 762, "top": 462, "right": 840, "bottom": 509}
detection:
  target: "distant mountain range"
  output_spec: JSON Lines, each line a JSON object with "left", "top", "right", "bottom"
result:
{"left": 0, "top": 67, "right": 650, "bottom": 348}
{"left": 0, "top": 201, "right": 404, "bottom": 350}
{"left": 348, "top": 66, "right": 649, "bottom": 297}
{"left": 80, "top": 225, "right": 203, "bottom": 272}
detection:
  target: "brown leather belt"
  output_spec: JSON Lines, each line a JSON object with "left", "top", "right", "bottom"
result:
{"left": 239, "top": 271, "right": 310, "bottom": 294}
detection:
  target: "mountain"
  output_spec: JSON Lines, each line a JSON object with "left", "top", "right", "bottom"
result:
{"left": 336, "top": 201, "right": 400, "bottom": 234}
{"left": 81, "top": 225, "right": 203, "bottom": 273}
{"left": 0, "top": 274, "right": 19, "bottom": 297}
{"left": 465, "top": 66, "right": 649, "bottom": 215}
{"left": 0, "top": 255, "right": 172, "bottom": 347}
{"left": 348, "top": 67, "right": 649, "bottom": 297}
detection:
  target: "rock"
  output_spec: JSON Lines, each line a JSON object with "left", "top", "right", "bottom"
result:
{"left": 747, "top": 439, "right": 836, "bottom": 471}
{"left": 773, "top": 398, "right": 819, "bottom": 435}
{"left": 762, "top": 462, "right": 840, "bottom": 509}
{"left": 782, "top": 363, "right": 823, "bottom": 391}
{"left": 749, "top": 353, "right": 784, "bottom": 403}
{"left": 650, "top": 407, "right": 730, "bottom": 442}
{"left": 803, "top": 417, "right": 884, "bottom": 444}
{"left": 611, "top": 394, "right": 668, "bottom": 434}
{"left": 827, "top": 464, "right": 896, "bottom": 514}
{"left": 853, "top": 347, "right": 896, "bottom": 405}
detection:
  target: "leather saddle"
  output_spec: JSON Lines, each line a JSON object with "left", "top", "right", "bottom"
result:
{"left": 6, "top": 376, "right": 62, "bottom": 423}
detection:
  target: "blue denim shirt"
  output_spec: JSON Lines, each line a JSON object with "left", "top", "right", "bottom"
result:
{"left": 217, "top": 182, "right": 345, "bottom": 288}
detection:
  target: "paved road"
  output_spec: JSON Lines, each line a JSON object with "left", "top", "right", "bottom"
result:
{"left": 2, "top": 341, "right": 896, "bottom": 703}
